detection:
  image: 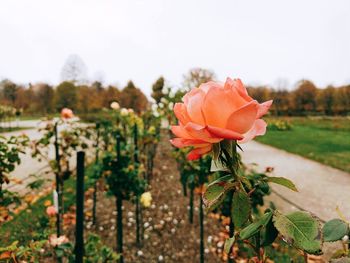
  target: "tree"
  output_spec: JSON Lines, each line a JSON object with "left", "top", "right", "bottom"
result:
{"left": 32, "top": 83, "right": 54, "bottom": 114}
{"left": 0, "top": 80, "right": 18, "bottom": 105}
{"left": 183, "top": 68, "right": 216, "bottom": 90}
{"left": 317, "top": 86, "right": 336, "bottom": 115}
{"left": 54, "top": 81, "right": 78, "bottom": 110}
{"left": 293, "top": 80, "right": 317, "bottom": 114}
{"left": 119, "top": 81, "right": 148, "bottom": 113}
{"left": 151, "top": 76, "right": 165, "bottom": 104}
{"left": 60, "top": 54, "right": 88, "bottom": 84}
{"left": 102, "top": 85, "right": 121, "bottom": 108}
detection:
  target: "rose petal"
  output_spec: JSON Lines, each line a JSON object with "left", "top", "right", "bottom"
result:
{"left": 171, "top": 125, "right": 193, "bottom": 139}
{"left": 184, "top": 122, "right": 222, "bottom": 143}
{"left": 174, "top": 103, "right": 191, "bottom": 125}
{"left": 183, "top": 88, "right": 206, "bottom": 125}
{"left": 199, "top": 81, "right": 223, "bottom": 94}
{"left": 257, "top": 100, "right": 273, "bottom": 118}
{"left": 206, "top": 125, "right": 244, "bottom": 140}
{"left": 202, "top": 86, "right": 246, "bottom": 128}
{"left": 231, "top": 78, "right": 253, "bottom": 103}
{"left": 170, "top": 138, "right": 209, "bottom": 148}
{"left": 187, "top": 144, "right": 212, "bottom": 160}
{"left": 226, "top": 100, "right": 259, "bottom": 134}
{"left": 239, "top": 119, "right": 267, "bottom": 143}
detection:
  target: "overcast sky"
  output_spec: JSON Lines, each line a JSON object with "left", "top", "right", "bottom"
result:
{"left": 0, "top": 0, "right": 349, "bottom": 95}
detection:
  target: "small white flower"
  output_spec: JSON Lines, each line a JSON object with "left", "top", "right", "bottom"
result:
{"left": 120, "top": 108, "right": 129, "bottom": 116}
{"left": 110, "top": 101, "right": 120, "bottom": 110}
{"left": 158, "top": 255, "right": 164, "bottom": 262}
{"left": 137, "top": 250, "right": 143, "bottom": 257}
{"left": 342, "top": 235, "right": 349, "bottom": 242}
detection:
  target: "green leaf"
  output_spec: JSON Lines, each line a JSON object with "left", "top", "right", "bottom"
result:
{"left": 323, "top": 219, "right": 349, "bottom": 242}
{"left": 224, "top": 236, "right": 235, "bottom": 254}
{"left": 267, "top": 176, "right": 298, "bottom": 192}
{"left": 210, "top": 159, "right": 227, "bottom": 172}
{"left": 240, "top": 211, "right": 273, "bottom": 240}
{"left": 232, "top": 190, "right": 251, "bottom": 228}
{"left": 273, "top": 211, "right": 322, "bottom": 254}
{"left": 203, "top": 175, "right": 233, "bottom": 212}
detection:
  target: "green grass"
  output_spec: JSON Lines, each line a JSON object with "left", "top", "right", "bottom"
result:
{"left": 257, "top": 117, "right": 350, "bottom": 173}
{"left": 0, "top": 127, "right": 34, "bottom": 133}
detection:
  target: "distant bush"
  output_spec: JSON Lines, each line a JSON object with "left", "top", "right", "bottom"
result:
{"left": 268, "top": 119, "right": 292, "bottom": 131}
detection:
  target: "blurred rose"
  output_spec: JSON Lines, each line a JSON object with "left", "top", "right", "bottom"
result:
{"left": 140, "top": 192, "right": 152, "bottom": 208}
{"left": 110, "top": 101, "right": 120, "bottom": 110}
{"left": 120, "top": 108, "right": 129, "bottom": 116}
{"left": 128, "top": 108, "right": 134, "bottom": 113}
{"left": 61, "top": 108, "right": 74, "bottom": 119}
{"left": 46, "top": 206, "right": 57, "bottom": 217}
{"left": 49, "top": 235, "right": 69, "bottom": 247}
{"left": 170, "top": 78, "right": 272, "bottom": 160}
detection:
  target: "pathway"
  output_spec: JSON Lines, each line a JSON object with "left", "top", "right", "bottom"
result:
{"left": 241, "top": 141, "right": 350, "bottom": 222}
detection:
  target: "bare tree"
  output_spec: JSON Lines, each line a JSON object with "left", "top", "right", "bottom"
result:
{"left": 60, "top": 54, "right": 88, "bottom": 84}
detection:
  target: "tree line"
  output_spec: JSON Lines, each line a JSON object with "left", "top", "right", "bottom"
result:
{"left": 1, "top": 70, "right": 349, "bottom": 116}
{"left": 0, "top": 79, "right": 148, "bottom": 115}
{"left": 247, "top": 80, "right": 350, "bottom": 116}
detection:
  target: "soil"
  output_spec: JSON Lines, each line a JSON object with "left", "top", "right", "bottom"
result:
{"left": 79, "top": 132, "right": 228, "bottom": 263}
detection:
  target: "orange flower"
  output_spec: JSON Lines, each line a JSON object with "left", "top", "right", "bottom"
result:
{"left": 61, "top": 108, "right": 74, "bottom": 119}
{"left": 170, "top": 78, "right": 272, "bottom": 160}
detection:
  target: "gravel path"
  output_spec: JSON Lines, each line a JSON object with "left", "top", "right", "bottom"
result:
{"left": 241, "top": 141, "right": 350, "bottom": 222}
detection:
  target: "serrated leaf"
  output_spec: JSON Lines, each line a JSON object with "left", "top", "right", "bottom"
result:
{"left": 203, "top": 175, "right": 233, "bottom": 212}
{"left": 232, "top": 190, "right": 251, "bottom": 228}
{"left": 240, "top": 211, "right": 273, "bottom": 240}
{"left": 224, "top": 236, "right": 235, "bottom": 254}
{"left": 323, "top": 219, "right": 349, "bottom": 242}
{"left": 267, "top": 176, "right": 298, "bottom": 192}
{"left": 273, "top": 211, "right": 322, "bottom": 254}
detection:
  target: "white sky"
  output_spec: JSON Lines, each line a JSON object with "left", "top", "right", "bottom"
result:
{"left": 0, "top": 0, "right": 349, "bottom": 95}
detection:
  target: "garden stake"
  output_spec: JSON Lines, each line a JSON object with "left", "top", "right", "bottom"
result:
{"left": 199, "top": 190, "right": 205, "bottom": 263}
{"left": 54, "top": 122, "right": 62, "bottom": 237}
{"left": 116, "top": 132, "right": 124, "bottom": 263}
{"left": 134, "top": 124, "right": 141, "bottom": 246}
{"left": 75, "top": 151, "right": 85, "bottom": 263}
{"left": 92, "top": 122, "right": 100, "bottom": 225}
{"left": 189, "top": 181, "right": 195, "bottom": 224}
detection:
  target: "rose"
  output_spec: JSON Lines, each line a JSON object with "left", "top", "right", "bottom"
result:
{"left": 49, "top": 235, "right": 69, "bottom": 247}
{"left": 120, "top": 108, "right": 129, "bottom": 116}
{"left": 46, "top": 205, "right": 57, "bottom": 217}
{"left": 140, "top": 192, "right": 152, "bottom": 208}
{"left": 110, "top": 101, "right": 120, "bottom": 110}
{"left": 60, "top": 108, "right": 74, "bottom": 119}
{"left": 170, "top": 78, "right": 272, "bottom": 160}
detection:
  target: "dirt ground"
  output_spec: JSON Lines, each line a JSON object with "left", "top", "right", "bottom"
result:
{"left": 79, "top": 133, "right": 228, "bottom": 263}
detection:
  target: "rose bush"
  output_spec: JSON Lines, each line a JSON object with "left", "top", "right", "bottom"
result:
{"left": 170, "top": 78, "right": 272, "bottom": 160}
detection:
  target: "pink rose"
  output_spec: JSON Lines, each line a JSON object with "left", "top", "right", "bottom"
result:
{"left": 49, "top": 235, "right": 69, "bottom": 247}
{"left": 170, "top": 78, "right": 272, "bottom": 160}
{"left": 61, "top": 108, "right": 74, "bottom": 119}
{"left": 46, "top": 205, "right": 57, "bottom": 216}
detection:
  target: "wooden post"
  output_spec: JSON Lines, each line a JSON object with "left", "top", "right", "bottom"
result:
{"left": 92, "top": 122, "right": 100, "bottom": 225}
{"left": 75, "top": 151, "right": 85, "bottom": 263}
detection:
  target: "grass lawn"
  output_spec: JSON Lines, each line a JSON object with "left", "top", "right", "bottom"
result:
{"left": 257, "top": 117, "right": 350, "bottom": 173}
